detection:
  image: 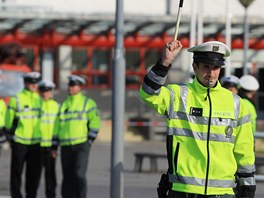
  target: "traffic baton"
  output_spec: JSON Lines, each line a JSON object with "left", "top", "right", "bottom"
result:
{"left": 174, "top": 0, "right": 184, "bottom": 40}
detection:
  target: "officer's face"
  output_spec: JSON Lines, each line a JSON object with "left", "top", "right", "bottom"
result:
{"left": 224, "top": 86, "right": 238, "bottom": 94}
{"left": 25, "top": 82, "right": 38, "bottom": 92}
{"left": 193, "top": 62, "right": 221, "bottom": 88}
{"left": 68, "top": 84, "right": 81, "bottom": 95}
{"left": 39, "top": 90, "right": 53, "bottom": 100}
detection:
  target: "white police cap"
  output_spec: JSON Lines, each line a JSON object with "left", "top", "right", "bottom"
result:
{"left": 38, "top": 80, "right": 56, "bottom": 89}
{"left": 188, "top": 41, "right": 231, "bottom": 66}
{"left": 240, "top": 75, "right": 259, "bottom": 91}
{"left": 23, "top": 72, "right": 41, "bottom": 83}
{"left": 68, "top": 75, "right": 86, "bottom": 85}
{"left": 220, "top": 75, "right": 240, "bottom": 87}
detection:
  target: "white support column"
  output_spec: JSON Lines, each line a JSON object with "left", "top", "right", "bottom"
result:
{"left": 225, "top": 0, "right": 232, "bottom": 75}
{"left": 58, "top": 45, "right": 72, "bottom": 90}
{"left": 41, "top": 52, "right": 54, "bottom": 82}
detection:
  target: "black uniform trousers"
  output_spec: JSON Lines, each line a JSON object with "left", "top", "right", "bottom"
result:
{"left": 61, "top": 141, "right": 91, "bottom": 198}
{"left": 41, "top": 148, "right": 57, "bottom": 198}
{"left": 10, "top": 142, "right": 42, "bottom": 198}
{"left": 167, "top": 191, "right": 235, "bottom": 198}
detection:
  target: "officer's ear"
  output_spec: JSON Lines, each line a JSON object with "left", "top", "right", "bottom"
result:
{"left": 192, "top": 62, "right": 199, "bottom": 74}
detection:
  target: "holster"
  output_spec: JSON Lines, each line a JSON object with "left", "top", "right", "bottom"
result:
{"left": 157, "top": 173, "right": 169, "bottom": 198}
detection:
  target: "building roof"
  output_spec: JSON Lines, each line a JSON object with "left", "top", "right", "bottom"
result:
{"left": 0, "top": 0, "right": 263, "bottom": 49}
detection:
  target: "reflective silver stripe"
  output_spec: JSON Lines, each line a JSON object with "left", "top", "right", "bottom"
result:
{"left": 147, "top": 70, "right": 167, "bottom": 85}
{"left": 14, "top": 136, "right": 41, "bottom": 142}
{"left": 20, "top": 108, "right": 40, "bottom": 112}
{"left": 59, "top": 136, "right": 87, "bottom": 142}
{"left": 167, "top": 85, "right": 188, "bottom": 119}
{"left": 15, "top": 96, "right": 20, "bottom": 111}
{"left": 88, "top": 107, "right": 96, "bottom": 113}
{"left": 169, "top": 174, "right": 235, "bottom": 188}
{"left": 238, "top": 164, "right": 256, "bottom": 173}
{"left": 142, "top": 81, "right": 161, "bottom": 95}
{"left": 169, "top": 111, "right": 238, "bottom": 128}
{"left": 233, "top": 94, "right": 240, "bottom": 119}
{"left": 41, "top": 139, "right": 53, "bottom": 143}
{"left": 239, "top": 177, "right": 256, "bottom": 186}
{"left": 168, "top": 127, "right": 235, "bottom": 143}
{"left": 83, "top": 97, "right": 89, "bottom": 112}
{"left": 42, "top": 120, "right": 55, "bottom": 124}
{"left": 19, "top": 115, "right": 40, "bottom": 119}
{"left": 60, "top": 117, "right": 88, "bottom": 122}
{"left": 237, "top": 114, "right": 251, "bottom": 127}
{"left": 167, "top": 87, "right": 175, "bottom": 119}
{"left": 61, "top": 110, "right": 90, "bottom": 114}
{"left": 42, "top": 113, "right": 57, "bottom": 116}
{"left": 179, "top": 85, "right": 188, "bottom": 112}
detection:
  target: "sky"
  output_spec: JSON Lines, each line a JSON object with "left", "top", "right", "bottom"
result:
{"left": 4, "top": 0, "right": 264, "bottom": 20}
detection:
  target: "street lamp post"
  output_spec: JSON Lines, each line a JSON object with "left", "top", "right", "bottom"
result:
{"left": 238, "top": 0, "right": 255, "bottom": 75}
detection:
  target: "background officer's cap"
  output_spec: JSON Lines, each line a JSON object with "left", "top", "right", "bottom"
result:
{"left": 23, "top": 72, "right": 41, "bottom": 84}
{"left": 188, "top": 41, "right": 231, "bottom": 66}
{"left": 240, "top": 75, "right": 259, "bottom": 91}
{"left": 220, "top": 75, "right": 240, "bottom": 88}
{"left": 38, "top": 80, "right": 56, "bottom": 92}
{"left": 68, "top": 75, "right": 86, "bottom": 86}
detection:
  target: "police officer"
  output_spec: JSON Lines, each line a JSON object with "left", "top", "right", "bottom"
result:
{"left": 58, "top": 75, "right": 100, "bottom": 198}
{"left": 239, "top": 74, "right": 259, "bottom": 133}
{"left": 5, "top": 72, "right": 42, "bottom": 198}
{"left": 139, "top": 40, "right": 256, "bottom": 198}
{"left": 38, "top": 80, "right": 60, "bottom": 198}
{"left": 0, "top": 99, "right": 6, "bottom": 145}
{"left": 220, "top": 75, "right": 240, "bottom": 94}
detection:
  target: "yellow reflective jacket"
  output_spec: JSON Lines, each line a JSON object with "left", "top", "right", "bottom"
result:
{"left": 58, "top": 92, "right": 100, "bottom": 146}
{"left": 140, "top": 75, "right": 255, "bottom": 195}
{"left": 5, "top": 88, "right": 41, "bottom": 145}
{"left": 242, "top": 98, "right": 257, "bottom": 133}
{"left": 40, "top": 99, "right": 60, "bottom": 147}
{"left": 0, "top": 99, "right": 6, "bottom": 129}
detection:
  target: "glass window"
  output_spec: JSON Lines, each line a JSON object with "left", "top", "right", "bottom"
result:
{"left": 72, "top": 48, "right": 88, "bottom": 70}
{"left": 125, "top": 49, "right": 140, "bottom": 71}
{"left": 92, "top": 49, "right": 110, "bottom": 85}
{"left": 92, "top": 49, "right": 110, "bottom": 70}
{"left": 24, "top": 48, "right": 35, "bottom": 69}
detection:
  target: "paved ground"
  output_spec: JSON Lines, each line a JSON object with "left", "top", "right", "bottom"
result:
{"left": 0, "top": 139, "right": 264, "bottom": 198}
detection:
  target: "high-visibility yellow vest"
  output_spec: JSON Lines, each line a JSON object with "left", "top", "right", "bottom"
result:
{"left": 140, "top": 77, "right": 255, "bottom": 195}
{"left": 0, "top": 99, "right": 6, "bottom": 129}
{"left": 242, "top": 98, "right": 257, "bottom": 133}
{"left": 5, "top": 88, "right": 41, "bottom": 145}
{"left": 58, "top": 92, "right": 100, "bottom": 146}
{"left": 40, "top": 99, "right": 60, "bottom": 147}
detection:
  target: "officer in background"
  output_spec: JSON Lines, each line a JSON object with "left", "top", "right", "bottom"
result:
{"left": 239, "top": 74, "right": 259, "bottom": 133}
{"left": 38, "top": 80, "right": 60, "bottom": 198}
{"left": 5, "top": 72, "right": 42, "bottom": 198}
{"left": 220, "top": 75, "right": 240, "bottom": 94}
{"left": 139, "top": 40, "right": 256, "bottom": 198}
{"left": 58, "top": 75, "right": 100, "bottom": 198}
{"left": 0, "top": 99, "right": 6, "bottom": 147}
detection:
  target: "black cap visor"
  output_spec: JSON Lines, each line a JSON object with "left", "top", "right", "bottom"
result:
{"left": 193, "top": 52, "right": 225, "bottom": 66}
{"left": 38, "top": 87, "right": 52, "bottom": 92}
{"left": 222, "top": 82, "right": 238, "bottom": 88}
{"left": 68, "top": 80, "right": 82, "bottom": 86}
{"left": 24, "top": 77, "right": 40, "bottom": 84}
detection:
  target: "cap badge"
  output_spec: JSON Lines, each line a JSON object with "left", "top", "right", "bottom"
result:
{"left": 225, "top": 125, "right": 233, "bottom": 138}
{"left": 212, "top": 45, "right": 219, "bottom": 52}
